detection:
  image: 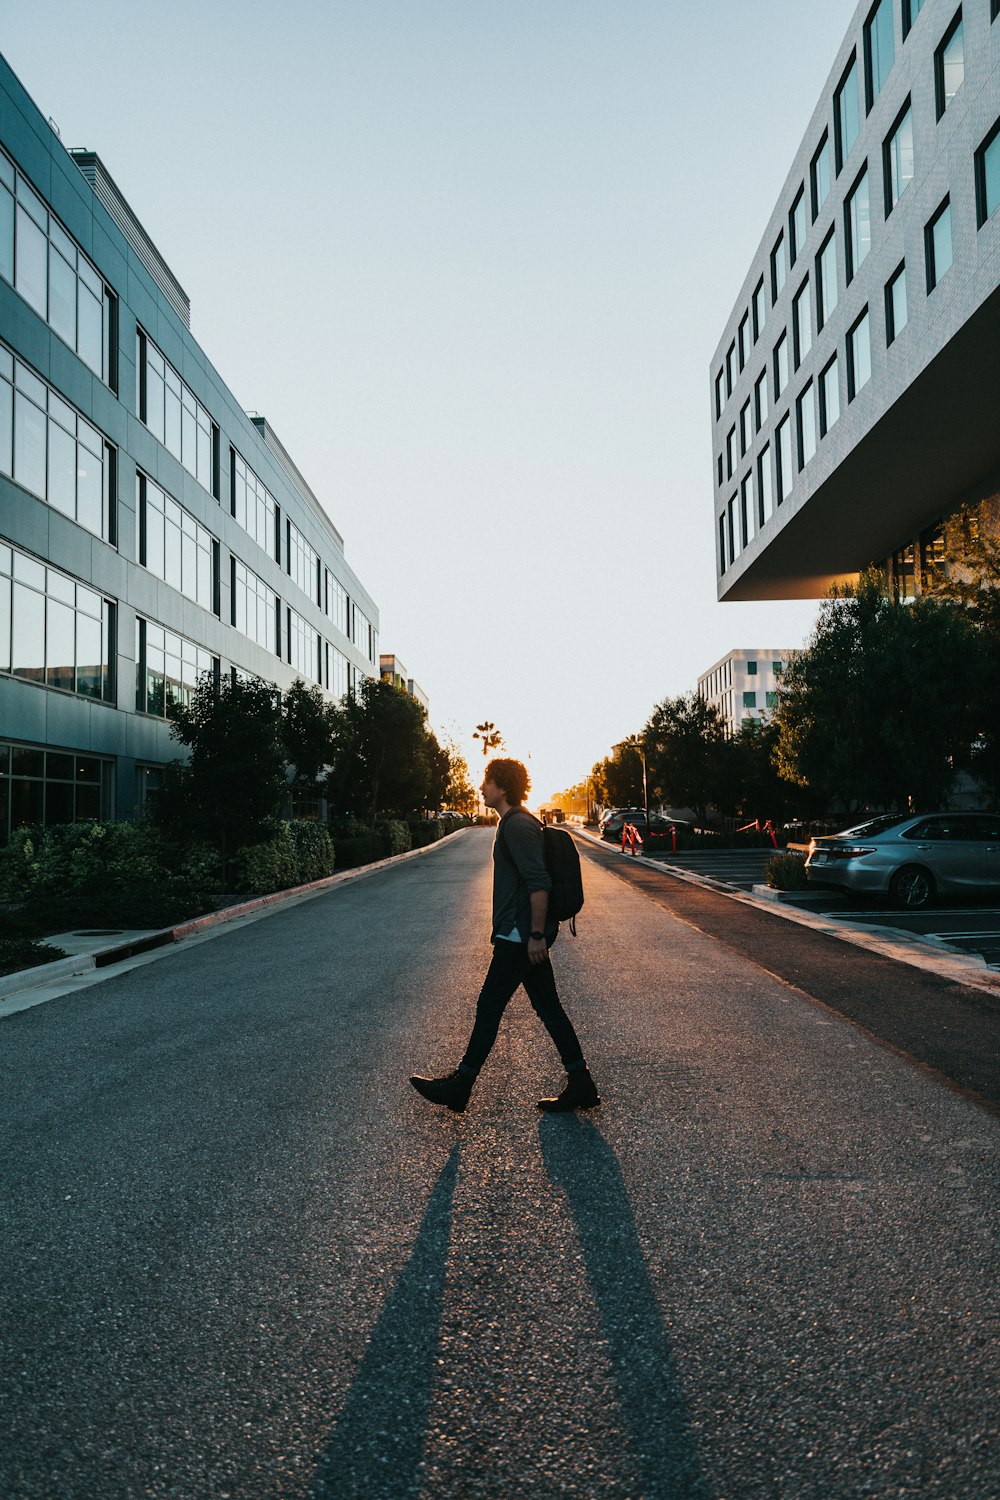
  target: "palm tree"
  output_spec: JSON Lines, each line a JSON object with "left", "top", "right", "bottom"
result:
{"left": 473, "top": 720, "right": 504, "bottom": 757}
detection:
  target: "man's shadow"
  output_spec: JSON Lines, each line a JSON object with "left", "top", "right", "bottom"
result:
{"left": 539, "top": 1115, "right": 708, "bottom": 1500}
{"left": 310, "top": 1144, "right": 460, "bottom": 1499}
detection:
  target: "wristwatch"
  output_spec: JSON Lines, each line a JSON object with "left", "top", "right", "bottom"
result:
{"left": 529, "top": 930, "right": 545, "bottom": 942}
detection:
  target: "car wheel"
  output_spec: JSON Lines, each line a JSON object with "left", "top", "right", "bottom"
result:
{"left": 888, "top": 865, "right": 935, "bottom": 909}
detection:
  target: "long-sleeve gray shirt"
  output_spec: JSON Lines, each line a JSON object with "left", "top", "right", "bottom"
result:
{"left": 492, "top": 808, "right": 556, "bottom": 943}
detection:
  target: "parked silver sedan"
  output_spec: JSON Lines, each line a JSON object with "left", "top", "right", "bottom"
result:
{"left": 805, "top": 812, "right": 1000, "bottom": 909}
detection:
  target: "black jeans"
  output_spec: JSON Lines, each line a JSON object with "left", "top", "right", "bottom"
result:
{"left": 460, "top": 940, "right": 585, "bottom": 1078}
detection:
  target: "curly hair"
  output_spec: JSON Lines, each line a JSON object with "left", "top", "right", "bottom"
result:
{"left": 485, "top": 757, "right": 530, "bottom": 806}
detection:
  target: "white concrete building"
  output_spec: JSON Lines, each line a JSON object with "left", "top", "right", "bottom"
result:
{"left": 697, "top": 649, "right": 793, "bottom": 736}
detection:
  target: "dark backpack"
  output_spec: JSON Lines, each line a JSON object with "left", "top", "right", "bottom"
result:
{"left": 498, "top": 812, "right": 585, "bottom": 934}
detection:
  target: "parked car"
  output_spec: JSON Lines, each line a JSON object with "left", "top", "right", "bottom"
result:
{"left": 805, "top": 811, "right": 1000, "bottom": 908}
{"left": 601, "top": 810, "right": 690, "bottom": 843}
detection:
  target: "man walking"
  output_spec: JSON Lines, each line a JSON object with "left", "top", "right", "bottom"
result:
{"left": 410, "top": 757, "right": 600, "bottom": 1114}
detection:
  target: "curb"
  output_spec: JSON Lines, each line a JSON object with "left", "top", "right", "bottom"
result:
{"left": 0, "top": 827, "right": 474, "bottom": 1005}
{"left": 571, "top": 826, "right": 1000, "bottom": 999}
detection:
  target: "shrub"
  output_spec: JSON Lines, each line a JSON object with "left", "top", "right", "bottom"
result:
{"left": 0, "top": 938, "right": 67, "bottom": 979}
{"left": 288, "top": 820, "right": 336, "bottom": 883}
{"left": 0, "top": 822, "right": 219, "bottom": 930}
{"left": 234, "top": 822, "right": 299, "bottom": 895}
{"left": 376, "top": 819, "right": 412, "bottom": 857}
{"left": 765, "top": 852, "right": 808, "bottom": 891}
{"left": 333, "top": 833, "right": 385, "bottom": 869}
{"left": 408, "top": 818, "right": 443, "bottom": 849}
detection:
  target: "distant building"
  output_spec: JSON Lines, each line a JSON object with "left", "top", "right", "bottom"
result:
{"left": 697, "top": 650, "right": 793, "bottom": 736}
{"left": 379, "top": 654, "right": 429, "bottom": 715}
{"left": 710, "top": 0, "right": 1000, "bottom": 603}
{"left": 0, "top": 54, "right": 379, "bottom": 841}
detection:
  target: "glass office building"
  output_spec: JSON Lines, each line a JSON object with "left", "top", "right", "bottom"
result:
{"left": 710, "top": 0, "right": 1000, "bottom": 604}
{"left": 0, "top": 53, "right": 380, "bottom": 840}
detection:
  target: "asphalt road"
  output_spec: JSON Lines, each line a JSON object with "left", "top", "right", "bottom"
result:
{"left": 1, "top": 829, "right": 997, "bottom": 1500}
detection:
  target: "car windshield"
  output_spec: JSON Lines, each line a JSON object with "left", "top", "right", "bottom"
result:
{"left": 833, "top": 814, "right": 912, "bottom": 838}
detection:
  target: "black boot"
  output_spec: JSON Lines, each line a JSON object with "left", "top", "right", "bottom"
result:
{"left": 538, "top": 1066, "right": 600, "bottom": 1112}
{"left": 409, "top": 1069, "right": 473, "bottom": 1113}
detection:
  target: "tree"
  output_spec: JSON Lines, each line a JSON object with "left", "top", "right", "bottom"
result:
{"left": 774, "top": 569, "right": 978, "bottom": 812}
{"left": 727, "top": 716, "right": 806, "bottom": 826}
{"left": 281, "top": 679, "right": 338, "bottom": 800}
{"left": 473, "top": 720, "right": 504, "bottom": 757}
{"left": 156, "top": 673, "right": 286, "bottom": 869}
{"left": 642, "top": 693, "right": 730, "bottom": 828}
{"left": 327, "top": 678, "right": 439, "bottom": 821}
{"left": 591, "top": 742, "right": 645, "bottom": 809}
{"left": 441, "top": 739, "right": 478, "bottom": 815}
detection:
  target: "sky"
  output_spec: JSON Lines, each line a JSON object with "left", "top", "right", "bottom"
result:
{"left": 3, "top": 0, "right": 857, "bottom": 801}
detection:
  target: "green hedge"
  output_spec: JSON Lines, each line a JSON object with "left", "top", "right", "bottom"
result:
{"left": 408, "top": 818, "right": 444, "bottom": 849}
{"left": 234, "top": 820, "right": 336, "bottom": 894}
{"left": 333, "top": 833, "right": 385, "bottom": 869}
{"left": 376, "top": 819, "right": 412, "bottom": 857}
{"left": 0, "top": 823, "right": 220, "bottom": 930}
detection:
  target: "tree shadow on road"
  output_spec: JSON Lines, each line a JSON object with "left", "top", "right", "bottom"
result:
{"left": 539, "top": 1115, "right": 708, "bottom": 1499}
{"left": 310, "top": 1144, "right": 460, "bottom": 1499}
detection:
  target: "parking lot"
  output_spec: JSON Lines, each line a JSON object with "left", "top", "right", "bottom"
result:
{"left": 608, "top": 839, "right": 1000, "bottom": 972}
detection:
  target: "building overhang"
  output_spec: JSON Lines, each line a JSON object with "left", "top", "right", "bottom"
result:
{"left": 722, "top": 283, "right": 1000, "bottom": 601}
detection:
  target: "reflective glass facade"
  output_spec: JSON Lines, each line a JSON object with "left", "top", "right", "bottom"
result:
{"left": 137, "top": 474, "right": 217, "bottom": 612}
{"left": 1, "top": 543, "right": 113, "bottom": 700}
{"left": 137, "top": 330, "right": 217, "bottom": 496}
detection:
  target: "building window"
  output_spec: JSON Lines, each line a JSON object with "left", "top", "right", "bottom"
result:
{"left": 324, "top": 641, "right": 350, "bottom": 701}
{"left": 136, "top": 330, "right": 219, "bottom": 498}
{"left": 738, "top": 312, "right": 751, "bottom": 370}
{"left": 743, "top": 691, "right": 757, "bottom": 709}
{"left": 925, "top": 198, "right": 953, "bottom": 292}
{"left": 754, "top": 370, "right": 769, "bottom": 430}
{"left": 848, "top": 308, "right": 872, "bottom": 399}
{"left": 715, "top": 369, "right": 726, "bottom": 419}
{"left": 975, "top": 117, "right": 1000, "bottom": 227}
{"left": 0, "top": 345, "right": 114, "bottom": 543}
{"left": 354, "top": 605, "right": 376, "bottom": 664}
{"left": 232, "top": 558, "right": 278, "bottom": 654}
{"left": 792, "top": 280, "right": 812, "bottom": 368}
{"left": 811, "top": 133, "right": 831, "bottom": 218}
{"left": 232, "top": 449, "right": 279, "bottom": 561}
{"left": 771, "top": 232, "right": 787, "bottom": 300}
{"left": 819, "top": 354, "right": 841, "bottom": 437}
{"left": 717, "top": 453, "right": 724, "bottom": 488}
{"left": 726, "top": 341, "right": 737, "bottom": 395}
{"left": 718, "top": 514, "right": 727, "bottom": 576}
{"left": 903, "top": 0, "right": 925, "bottom": 36}
{"left": 893, "top": 544, "right": 916, "bottom": 602}
{"left": 0, "top": 742, "right": 113, "bottom": 843}
{"left": 287, "top": 606, "right": 320, "bottom": 681}
{"left": 740, "top": 398, "right": 752, "bottom": 455}
{"left": 0, "top": 544, "right": 115, "bottom": 703}
{"left": 885, "top": 262, "right": 908, "bottom": 343}
{"left": 757, "top": 446, "right": 773, "bottom": 526}
{"left": 741, "top": 472, "right": 755, "bottom": 546}
{"left": 765, "top": 692, "right": 777, "bottom": 709}
{"left": 748, "top": 660, "right": 758, "bottom": 676}
{"left": 136, "top": 616, "right": 216, "bottom": 719}
{"left": 797, "top": 382, "right": 816, "bottom": 468}
{"left": 846, "top": 167, "right": 872, "bottom": 281}
{"left": 774, "top": 331, "right": 789, "bottom": 398}
{"left": 726, "top": 426, "right": 737, "bottom": 479}
{"left": 286, "top": 519, "right": 320, "bottom": 605}
{"left": 325, "top": 570, "right": 350, "bottom": 638}
{"left": 816, "top": 229, "right": 838, "bottom": 331}
{"left": 920, "top": 523, "right": 946, "bottom": 589}
{"left": 728, "top": 495, "right": 741, "bottom": 563}
{"left": 0, "top": 149, "right": 115, "bottom": 388}
{"left": 835, "top": 55, "right": 861, "bottom": 172}
{"left": 137, "top": 474, "right": 217, "bottom": 613}
{"left": 865, "top": 0, "right": 895, "bottom": 111}
{"left": 935, "top": 11, "right": 964, "bottom": 120}
{"left": 752, "top": 277, "right": 767, "bottom": 339}
{"left": 776, "top": 415, "right": 793, "bottom": 503}
{"left": 789, "top": 188, "right": 807, "bottom": 264}
{"left": 884, "top": 101, "right": 914, "bottom": 214}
